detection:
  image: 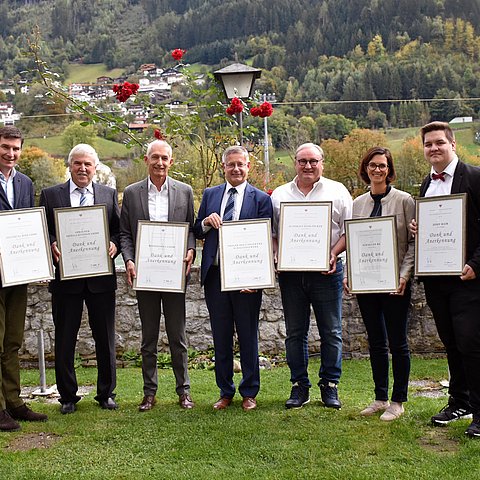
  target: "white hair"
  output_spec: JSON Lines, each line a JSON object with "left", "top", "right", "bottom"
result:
{"left": 145, "top": 140, "right": 173, "bottom": 158}
{"left": 222, "top": 145, "right": 249, "bottom": 164}
{"left": 295, "top": 143, "right": 324, "bottom": 160}
{"left": 68, "top": 144, "right": 100, "bottom": 166}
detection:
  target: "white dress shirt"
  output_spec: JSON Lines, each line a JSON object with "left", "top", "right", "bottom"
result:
{"left": 0, "top": 167, "right": 16, "bottom": 208}
{"left": 270, "top": 175, "right": 353, "bottom": 247}
{"left": 147, "top": 177, "right": 169, "bottom": 221}
{"left": 69, "top": 180, "right": 94, "bottom": 206}
{"left": 425, "top": 155, "right": 458, "bottom": 197}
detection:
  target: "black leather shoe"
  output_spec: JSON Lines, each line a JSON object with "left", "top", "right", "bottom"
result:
{"left": 320, "top": 382, "right": 342, "bottom": 409}
{"left": 0, "top": 410, "right": 21, "bottom": 431}
{"left": 60, "top": 402, "right": 76, "bottom": 415}
{"left": 99, "top": 398, "right": 118, "bottom": 410}
{"left": 8, "top": 404, "right": 48, "bottom": 422}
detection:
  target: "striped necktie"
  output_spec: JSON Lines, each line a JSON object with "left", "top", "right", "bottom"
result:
{"left": 222, "top": 187, "right": 237, "bottom": 221}
{"left": 77, "top": 187, "right": 87, "bottom": 206}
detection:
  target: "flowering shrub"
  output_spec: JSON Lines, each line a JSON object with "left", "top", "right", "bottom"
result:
{"left": 250, "top": 101, "right": 273, "bottom": 118}
{"left": 226, "top": 97, "right": 244, "bottom": 116}
{"left": 172, "top": 49, "right": 186, "bottom": 61}
{"left": 112, "top": 81, "right": 139, "bottom": 102}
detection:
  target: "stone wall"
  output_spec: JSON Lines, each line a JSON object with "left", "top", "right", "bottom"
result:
{"left": 22, "top": 267, "right": 444, "bottom": 361}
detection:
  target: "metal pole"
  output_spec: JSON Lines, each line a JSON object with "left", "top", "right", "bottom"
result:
{"left": 263, "top": 94, "right": 270, "bottom": 188}
{"left": 37, "top": 329, "right": 47, "bottom": 393}
{"left": 239, "top": 110, "right": 244, "bottom": 146}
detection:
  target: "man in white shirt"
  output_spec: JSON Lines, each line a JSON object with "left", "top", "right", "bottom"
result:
{"left": 271, "top": 143, "right": 352, "bottom": 409}
{"left": 120, "top": 140, "right": 196, "bottom": 411}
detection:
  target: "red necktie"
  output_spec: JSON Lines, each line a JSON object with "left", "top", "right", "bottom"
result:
{"left": 432, "top": 172, "right": 446, "bottom": 181}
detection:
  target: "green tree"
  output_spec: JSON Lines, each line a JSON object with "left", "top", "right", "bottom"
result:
{"left": 61, "top": 121, "right": 98, "bottom": 154}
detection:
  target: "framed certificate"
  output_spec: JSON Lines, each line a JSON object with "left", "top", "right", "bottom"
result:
{"left": 54, "top": 205, "right": 112, "bottom": 280}
{"left": 415, "top": 194, "right": 466, "bottom": 276}
{"left": 0, "top": 207, "right": 54, "bottom": 287}
{"left": 133, "top": 221, "right": 188, "bottom": 293}
{"left": 345, "top": 216, "right": 399, "bottom": 294}
{"left": 277, "top": 201, "right": 332, "bottom": 271}
{"left": 219, "top": 218, "right": 275, "bottom": 291}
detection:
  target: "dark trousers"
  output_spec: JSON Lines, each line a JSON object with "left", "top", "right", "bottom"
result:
{"left": 136, "top": 290, "right": 190, "bottom": 396}
{"left": 0, "top": 285, "right": 27, "bottom": 410}
{"left": 204, "top": 266, "right": 262, "bottom": 399}
{"left": 52, "top": 289, "right": 116, "bottom": 404}
{"left": 356, "top": 283, "right": 411, "bottom": 403}
{"left": 423, "top": 277, "right": 480, "bottom": 414}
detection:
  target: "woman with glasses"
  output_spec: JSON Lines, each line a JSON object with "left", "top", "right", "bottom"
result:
{"left": 343, "top": 146, "right": 415, "bottom": 421}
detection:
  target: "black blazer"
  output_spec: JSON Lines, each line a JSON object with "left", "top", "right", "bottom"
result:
{"left": 420, "top": 161, "right": 480, "bottom": 276}
{"left": 39, "top": 181, "right": 121, "bottom": 294}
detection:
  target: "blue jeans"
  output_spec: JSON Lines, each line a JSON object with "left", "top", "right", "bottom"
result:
{"left": 278, "top": 262, "right": 343, "bottom": 388}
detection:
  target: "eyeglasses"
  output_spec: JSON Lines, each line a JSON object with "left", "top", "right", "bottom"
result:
{"left": 296, "top": 159, "right": 321, "bottom": 167}
{"left": 367, "top": 163, "right": 389, "bottom": 171}
{"left": 225, "top": 163, "right": 248, "bottom": 169}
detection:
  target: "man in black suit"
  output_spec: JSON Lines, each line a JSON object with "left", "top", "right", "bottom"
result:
{"left": 0, "top": 126, "right": 48, "bottom": 431}
{"left": 193, "top": 145, "right": 273, "bottom": 411}
{"left": 40, "top": 144, "right": 120, "bottom": 414}
{"left": 416, "top": 121, "right": 480, "bottom": 438}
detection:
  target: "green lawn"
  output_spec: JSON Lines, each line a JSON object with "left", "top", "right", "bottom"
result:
{"left": 25, "top": 136, "right": 132, "bottom": 160}
{"left": 2, "top": 358, "right": 479, "bottom": 479}
{"left": 66, "top": 63, "right": 125, "bottom": 84}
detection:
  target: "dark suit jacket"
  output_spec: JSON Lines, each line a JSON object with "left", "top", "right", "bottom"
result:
{"left": 0, "top": 170, "right": 34, "bottom": 288}
{"left": 120, "top": 176, "right": 196, "bottom": 264}
{"left": 39, "top": 181, "right": 120, "bottom": 294}
{"left": 193, "top": 182, "right": 273, "bottom": 285}
{"left": 420, "top": 160, "right": 480, "bottom": 276}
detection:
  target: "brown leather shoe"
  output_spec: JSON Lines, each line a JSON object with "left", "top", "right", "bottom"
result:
{"left": 179, "top": 393, "right": 195, "bottom": 409}
{"left": 242, "top": 397, "right": 257, "bottom": 411}
{"left": 138, "top": 395, "right": 156, "bottom": 412}
{"left": 213, "top": 397, "right": 233, "bottom": 410}
{"left": 8, "top": 404, "right": 48, "bottom": 422}
{"left": 0, "top": 410, "right": 20, "bottom": 431}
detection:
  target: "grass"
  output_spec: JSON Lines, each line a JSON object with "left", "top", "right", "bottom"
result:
{"left": 25, "top": 136, "right": 132, "bottom": 160}
{"left": 66, "top": 64, "right": 125, "bottom": 84}
{"left": 1, "top": 358, "right": 479, "bottom": 479}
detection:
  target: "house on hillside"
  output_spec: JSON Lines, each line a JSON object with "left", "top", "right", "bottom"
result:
{"left": 450, "top": 116, "right": 473, "bottom": 124}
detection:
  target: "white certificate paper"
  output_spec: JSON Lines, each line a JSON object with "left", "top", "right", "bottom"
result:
{"left": 415, "top": 194, "right": 466, "bottom": 276}
{"left": 0, "top": 207, "right": 54, "bottom": 287}
{"left": 55, "top": 205, "right": 112, "bottom": 280}
{"left": 134, "top": 221, "right": 188, "bottom": 293}
{"left": 219, "top": 218, "right": 275, "bottom": 291}
{"left": 345, "top": 216, "right": 399, "bottom": 293}
{"left": 277, "top": 202, "right": 332, "bottom": 271}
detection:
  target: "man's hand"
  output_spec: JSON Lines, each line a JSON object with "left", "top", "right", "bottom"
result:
{"left": 108, "top": 241, "right": 117, "bottom": 258}
{"left": 409, "top": 219, "right": 417, "bottom": 236}
{"left": 461, "top": 264, "right": 476, "bottom": 281}
{"left": 184, "top": 249, "right": 195, "bottom": 276}
{"left": 51, "top": 241, "right": 61, "bottom": 263}
{"left": 391, "top": 277, "right": 407, "bottom": 296}
{"left": 204, "top": 213, "right": 222, "bottom": 229}
{"left": 125, "top": 259, "right": 136, "bottom": 287}
{"left": 342, "top": 277, "right": 351, "bottom": 295}
{"left": 323, "top": 252, "right": 337, "bottom": 275}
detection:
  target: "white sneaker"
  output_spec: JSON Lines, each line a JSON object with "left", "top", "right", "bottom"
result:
{"left": 360, "top": 400, "right": 390, "bottom": 416}
{"left": 380, "top": 402, "right": 404, "bottom": 421}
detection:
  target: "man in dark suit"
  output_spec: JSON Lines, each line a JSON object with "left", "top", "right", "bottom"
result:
{"left": 40, "top": 144, "right": 120, "bottom": 414}
{"left": 0, "top": 126, "right": 48, "bottom": 431}
{"left": 416, "top": 121, "right": 480, "bottom": 438}
{"left": 120, "top": 139, "right": 196, "bottom": 411}
{"left": 194, "top": 145, "right": 273, "bottom": 411}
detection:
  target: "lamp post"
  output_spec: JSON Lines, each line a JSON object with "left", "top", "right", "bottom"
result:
{"left": 214, "top": 63, "right": 261, "bottom": 145}
{"left": 261, "top": 92, "right": 276, "bottom": 188}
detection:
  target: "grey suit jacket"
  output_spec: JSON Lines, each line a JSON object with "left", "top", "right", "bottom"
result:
{"left": 120, "top": 176, "right": 196, "bottom": 264}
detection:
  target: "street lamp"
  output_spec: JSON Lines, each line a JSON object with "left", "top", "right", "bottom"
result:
{"left": 214, "top": 63, "right": 261, "bottom": 145}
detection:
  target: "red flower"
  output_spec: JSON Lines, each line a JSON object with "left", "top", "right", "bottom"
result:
{"left": 172, "top": 49, "right": 186, "bottom": 61}
{"left": 154, "top": 129, "right": 164, "bottom": 140}
{"left": 251, "top": 101, "right": 273, "bottom": 118}
{"left": 267, "top": 189, "right": 273, "bottom": 196}
{"left": 226, "top": 97, "right": 244, "bottom": 116}
{"left": 112, "top": 81, "right": 139, "bottom": 102}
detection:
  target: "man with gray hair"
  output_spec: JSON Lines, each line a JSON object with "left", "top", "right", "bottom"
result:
{"left": 40, "top": 143, "right": 120, "bottom": 414}
{"left": 120, "top": 139, "right": 196, "bottom": 411}
{"left": 271, "top": 143, "right": 352, "bottom": 409}
{"left": 194, "top": 146, "right": 272, "bottom": 411}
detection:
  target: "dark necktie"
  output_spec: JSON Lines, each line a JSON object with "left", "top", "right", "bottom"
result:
{"left": 432, "top": 172, "right": 446, "bottom": 181}
{"left": 222, "top": 187, "right": 237, "bottom": 221}
{"left": 77, "top": 187, "right": 87, "bottom": 206}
